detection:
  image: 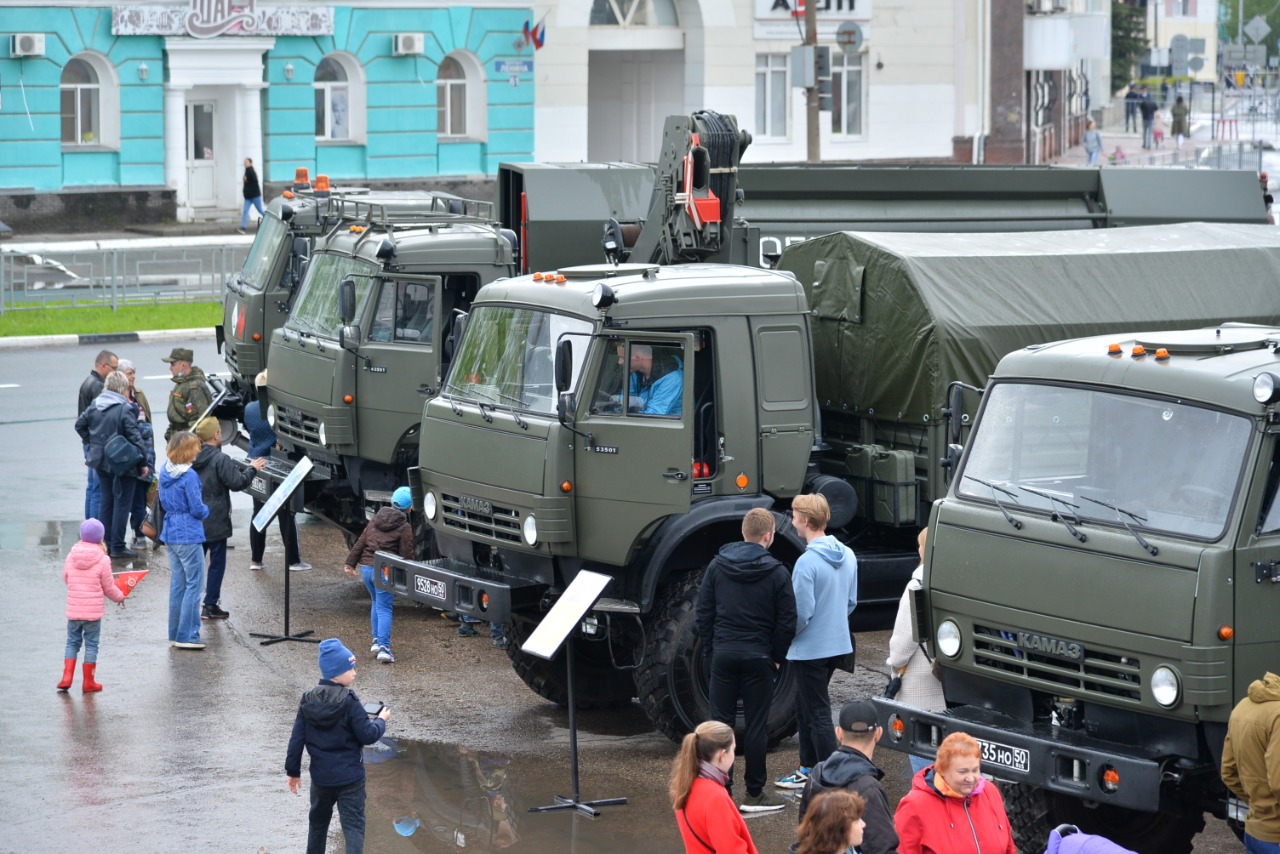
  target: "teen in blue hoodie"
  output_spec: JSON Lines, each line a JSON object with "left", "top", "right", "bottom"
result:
{"left": 776, "top": 493, "right": 858, "bottom": 791}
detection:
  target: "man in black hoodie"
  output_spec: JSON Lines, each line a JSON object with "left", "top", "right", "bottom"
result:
{"left": 696, "top": 507, "right": 797, "bottom": 813}
{"left": 798, "top": 700, "right": 899, "bottom": 854}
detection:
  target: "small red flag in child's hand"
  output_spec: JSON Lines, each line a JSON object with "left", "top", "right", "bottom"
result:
{"left": 114, "top": 570, "right": 149, "bottom": 598}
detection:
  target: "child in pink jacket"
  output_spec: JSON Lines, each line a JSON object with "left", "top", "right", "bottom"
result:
{"left": 60, "top": 519, "right": 126, "bottom": 692}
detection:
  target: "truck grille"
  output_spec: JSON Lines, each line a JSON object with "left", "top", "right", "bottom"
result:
{"left": 274, "top": 404, "right": 321, "bottom": 445}
{"left": 972, "top": 623, "right": 1142, "bottom": 701}
{"left": 440, "top": 492, "right": 521, "bottom": 543}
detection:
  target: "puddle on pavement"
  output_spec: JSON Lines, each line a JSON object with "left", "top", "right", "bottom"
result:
{"left": 362, "top": 736, "right": 684, "bottom": 854}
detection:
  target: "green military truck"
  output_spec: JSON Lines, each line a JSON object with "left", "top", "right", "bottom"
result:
{"left": 375, "top": 221, "right": 1280, "bottom": 748}
{"left": 257, "top": 196, "right": 517, "bottom": 537}
{"left": 870, "top": 249, "right": 1280, "bottom": 851}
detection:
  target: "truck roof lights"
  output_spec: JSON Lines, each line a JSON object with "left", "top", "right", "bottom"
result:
{"left": 314, "top": 174, "right": 331, "bottom": 198}
{"left": 1155, "top": 348, "right": 1170, "bottom": 361}
{"left": 592, "top": 283, "right": 617, "bottom": 310}
{"left": 1254, "top": 372, "right": 1280, "bottom": 404}
{"left": 1131, "top": 345, "right": 1146, "bottom": 358}
{"left": 294, "top": 167, "right": 311, "bottom": 190}
{"left": 349, "top": 225, "right": 365, "bottom": 233}
{"left": 1107, "top": 343, "right": 1123, "bottom": 356}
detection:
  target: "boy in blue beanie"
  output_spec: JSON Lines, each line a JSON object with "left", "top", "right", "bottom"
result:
{"left": 286, "top": 637, "right": 390, "bottom": 854}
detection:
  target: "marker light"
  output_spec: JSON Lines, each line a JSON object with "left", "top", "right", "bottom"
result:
{"left": 1107, "top": 343, "right": 1122, "bottom": 356}
{"left": 735, "top": 473, "right": 749, "bottom": 490}
{"left": 1131, "top": 345, "right": 1146, "bottom": 358}
{"left": 560, "top": 480, "right": 573, "bottom": 493}
{"left": 522, "top": 514, "right": 538, "bottom": 546}
{"left": 1151, "top": 665, "right": 1181, "bottom": 708}
{"left": 283, "top": 190, "right": 295, "bottom": 199}
{"left": 1254, "top": 373, "right": 1280, "bottom": 404}
{"left": 1155, "top": 348, "right": 1170, "bottom": 361}
{"left": 252, "top": 333, "right": 262, "bottom": 342}
{"left": 1101, "top": 766, "right": 1120, "bottom": 793}
{"left": 533, "top": 272, "right": 544, "bottom": 281}
{"left": 294, "top": 167, "right": 311, "bottom": 187}
{"left": 937, "top": 620, "right": 962, "bottom": 657}
{"left": 479, "top": 591, "right": 490, "bottom": 612}
{"left": 349, "top": 225, "right": 365, "bottom": 233}
{"left": 1218, "top": 624, "right": 1234, "bottom": 641}
{"left": 313, "top": 175, "right": 331, "bottom": 197}
{"left": 889, "top": 714, "right": 905, "bottom": 742}
{"left": 423, "top": 491, "right": 437, "bottom": 521}
{"left": 343, "top": 394, "right": 354, "bottom": 404}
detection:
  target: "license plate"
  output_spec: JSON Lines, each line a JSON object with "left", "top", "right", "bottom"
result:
{"left": 415, "top": 576, "right": 446, "bottom": 601}
{"left": 978, "top": 738, "right": 1030, "bottom": 773}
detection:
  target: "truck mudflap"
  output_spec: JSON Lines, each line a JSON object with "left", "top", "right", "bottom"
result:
{"left": 374, "top": 552, "right": 546, "bottom": 624}
{"left": 871, "top": 698, "right": 1167, "bottom": 813}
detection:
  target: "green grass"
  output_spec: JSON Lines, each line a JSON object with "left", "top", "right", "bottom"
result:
{"left": 0, "top": 301, "right": 220, "bottom": 338}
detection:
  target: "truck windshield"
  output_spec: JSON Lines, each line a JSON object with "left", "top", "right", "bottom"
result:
{"left": 285, "top": 253, "right": 377, "bottom": 338}
{"left": 239, "top": 214, "right": 290, "bottom": 292}
{"left": 959, "top": 383, "right": 1251, "bottom": 542}
{"left": 443, "top": 305, "right": 592, "bottom": 415}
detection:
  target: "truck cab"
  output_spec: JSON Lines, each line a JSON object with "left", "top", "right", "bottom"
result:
{"left": 260, "top": 196, "right": 516, "bottom": 537}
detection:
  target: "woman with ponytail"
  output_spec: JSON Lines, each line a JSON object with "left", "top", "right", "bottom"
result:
{"left": 669, "top": 720, "right": 759, "bottom": 854}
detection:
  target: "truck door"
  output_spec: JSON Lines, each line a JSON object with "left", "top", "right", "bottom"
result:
{"left": 572, "top": 333, "right": 695, "bottom": 566}
{"left": 1236, "top": 436, "right": 1280, "bottom": 686}
{"left": 354, "top": 276, "right": 442, "bottom": 463}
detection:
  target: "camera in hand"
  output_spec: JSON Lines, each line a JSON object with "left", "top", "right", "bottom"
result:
{"left": 363, "top": 701, "right": 385, "bottom": 716}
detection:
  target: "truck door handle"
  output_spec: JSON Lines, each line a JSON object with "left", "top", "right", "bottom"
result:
{"left": 663, "top": 469, "right": 689, "bottom": 481}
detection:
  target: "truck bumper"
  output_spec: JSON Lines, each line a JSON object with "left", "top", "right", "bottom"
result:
{"left": 374, "top": 552, "right": 546, "bottom": 624}
{"left": 871, "top": 698, "right": 1166, "bottom": 812}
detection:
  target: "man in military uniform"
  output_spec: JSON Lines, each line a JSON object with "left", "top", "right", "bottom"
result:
{"left": 162, "top": 347, "right": 212, "bottom": 441}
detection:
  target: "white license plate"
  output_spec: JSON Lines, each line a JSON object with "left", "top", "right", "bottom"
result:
{"left": 977, "top": 738, "right": 1030, "bottom": 773}
{"left": 415, "top": 576, "right": 446, "bottom": 601}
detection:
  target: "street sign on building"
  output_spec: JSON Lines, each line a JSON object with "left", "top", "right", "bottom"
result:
{"left": 836, "top": 22, "right": 864, "bottom": 54}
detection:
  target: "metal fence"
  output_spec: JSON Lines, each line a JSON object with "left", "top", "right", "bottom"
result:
{"left": 1110, "top": 141, "right": 1263, "bottom": 171}
{"left": 0, "top": 236, "right": 247, "bottom": 314}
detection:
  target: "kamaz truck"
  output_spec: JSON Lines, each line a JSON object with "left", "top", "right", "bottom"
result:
{"left": 257, "top": 196, "right": 517, "bottom": 537}
{"left": 375, "top": 222, "right": 1280, "bottom": 747}
{"left": 871, "top": 315, "right": 1280, "bottom": 850}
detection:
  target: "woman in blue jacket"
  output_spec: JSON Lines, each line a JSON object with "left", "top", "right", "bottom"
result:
{"left": 160, "top": 431, "right": 210, "bottom": 649}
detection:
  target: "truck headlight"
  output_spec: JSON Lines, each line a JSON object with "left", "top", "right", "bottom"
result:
{"left": 522, "top": 514, "right": 538, "bottom": 546}
{"left": 937, "top": 620, "right": 962, "bottom": 658}
{"left": 1151, "top": 665, "right": 1181, "bottom": 708}
{"left": 317, "top": 421, "right": 327, "bottom": 446}
{"left": 424, "top": 491, "right": 437, "bottom": 521}
{"left": 266, "top": 404, "right": 276, "bottom": 428}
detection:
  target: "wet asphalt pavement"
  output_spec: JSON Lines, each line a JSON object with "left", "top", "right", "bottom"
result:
{"left": 0, "top": 340, "right": 1241, "bottom": 852}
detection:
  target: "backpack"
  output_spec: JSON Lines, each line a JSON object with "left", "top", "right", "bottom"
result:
{"left": 103, "top": 433, "right": 144, "bottom": 477}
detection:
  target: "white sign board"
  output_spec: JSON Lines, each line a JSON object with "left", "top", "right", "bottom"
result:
{"left": 252, "top": 456, "right": 313, "bottom": 532}
{"left": 521, "top": 570, "right": 612, "bottom": 661}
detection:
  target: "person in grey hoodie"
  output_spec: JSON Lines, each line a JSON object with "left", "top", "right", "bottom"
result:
{"left": 695, "top": 507, "right": 796, "bottom": 813}
{"left": 776, "top": 493, "right": 858, "bottom": 791}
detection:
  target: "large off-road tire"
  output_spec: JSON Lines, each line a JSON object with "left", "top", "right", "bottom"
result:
{"left": 633, "top": 570, "right": 798, "bottom": 746}
{"left": 504, "top": 617, "right": 635, "bottom": 709}
{"left": 1001, "top": 782, "right": 1204, "bottom": 854}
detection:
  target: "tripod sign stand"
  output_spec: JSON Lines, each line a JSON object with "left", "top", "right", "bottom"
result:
{"left": 248, "top": 456, "right": 319, "bottom": 646}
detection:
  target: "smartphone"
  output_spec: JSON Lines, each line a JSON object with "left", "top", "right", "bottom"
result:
{"left": 363, "top": 701, "right": 385, "bottom": 716}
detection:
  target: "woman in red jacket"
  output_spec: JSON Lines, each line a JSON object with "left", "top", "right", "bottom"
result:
{"left": 894, "top": 732, "right": 1017, "bottom": 854}
{"left": 670, "top": 720, "right": 759, "bottom": 854}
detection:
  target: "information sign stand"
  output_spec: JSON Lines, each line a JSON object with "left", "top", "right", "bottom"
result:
{"left": 249, "top": 456, "right": 319, "bottom": 646}
{"left": 524, "top": 570, "right": 627, "bottom": 818}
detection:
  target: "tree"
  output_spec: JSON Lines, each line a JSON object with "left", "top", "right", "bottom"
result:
{"left": 1111, "top": 1, "right": 1148, "bottom": 94}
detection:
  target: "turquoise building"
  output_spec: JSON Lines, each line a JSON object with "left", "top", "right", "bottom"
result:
{"left": 0, "top": 1, "right": 535, "bottom": 223}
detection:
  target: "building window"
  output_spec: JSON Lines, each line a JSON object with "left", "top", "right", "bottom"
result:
{"left": 437, "top": 57, "right": 466, "bottom": 137}
{"left": 590, "top": 0, "right": 679, "bottom": 26}
{"left": 314, "top": 57, "right": 350, "bottom": 140}
{"left": 61, "top": 58, "right": 100, "bottom": 145}
{"left": 755, "top": 54, "right": 788, "bottom": 138}
{"left": 832, "top": 53, "right": 865, "bottom": 137}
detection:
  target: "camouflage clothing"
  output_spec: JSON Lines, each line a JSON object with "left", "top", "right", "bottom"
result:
{"left": 165, "top": 365, "right": 212, "bottom": 441}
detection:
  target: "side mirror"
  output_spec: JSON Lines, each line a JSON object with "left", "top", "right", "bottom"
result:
{"left": 449, "top": 309, "right": 469, "bottom": 356}
{"left": 339, "top": 278, "right": 357, "bottom": 325}
{"left": 557, "top": 391, "right": 576, "bottom": 425}
{"left": 339, "top": 325, "right": 360, "bottom": 350}
{"left": 555, "top": 339, "right": 573, "bottom": 393}
{"left": 292, "top": 236, "right": 309, "bottom": 260}
{"left": 946, "top": 384, "right": 965, "bottom": 445}
{"left": 940, "top": 443, "right": 963, "bottom": 484}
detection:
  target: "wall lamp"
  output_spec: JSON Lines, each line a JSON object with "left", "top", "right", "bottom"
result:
{"left": 284, "top": 62, "right": 294, "bottom": 81}
{"left": 138, "top": 62, "right": 149, "bottom": 82}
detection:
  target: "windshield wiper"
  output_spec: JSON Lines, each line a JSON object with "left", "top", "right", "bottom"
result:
{"left": 494, "top": 391, "right": 530, "bottom": 430}
{"left": 442, "top": 391, "right": 463, "bottom": 417}
{"left": 1080, "top": 496, "right": 1159, "bottom": 556}
{"left": 963, "top": 475, "right": 1023, "bottom": 531}
{"left": 1019, "top": 485, "right": 1087, "bottom": 543}
{"left": 476, "top": 401, "right": 495, "bottom": 423}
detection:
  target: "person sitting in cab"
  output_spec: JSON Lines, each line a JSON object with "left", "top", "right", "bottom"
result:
{"left": 622, "top": 343, "right": 683, "bottom": 416}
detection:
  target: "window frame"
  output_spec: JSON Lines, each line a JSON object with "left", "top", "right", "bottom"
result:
{"left": 312, "top": 52, "right": 366, "bottom": 145}
{"left": 831, "top": 52, "right": 867, "bottom": 139}
{"left": 755, "top": 53, "right": 789, "bottom": 140}
{"left": 436, "top": 51, "right": 487, "bottom": 143}
{"left": 60, "top": 52, "right": 119, "bottom": 151}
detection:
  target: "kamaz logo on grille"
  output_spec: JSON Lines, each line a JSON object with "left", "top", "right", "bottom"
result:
{"left": 458, "top": 495, "right": 493, "bottom": 516}
{"left": 1017, "top": 631, "right": 1083, "bottom": 661}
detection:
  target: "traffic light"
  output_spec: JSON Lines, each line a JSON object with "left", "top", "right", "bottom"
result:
{"left": 816, "top": 45, "right": 832, "bottom": 112}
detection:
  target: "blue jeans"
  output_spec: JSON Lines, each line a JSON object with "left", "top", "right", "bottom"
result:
{"left": 307, "top": 778, "right": 365, "bottom": 854}
{"left": 361, "top": 565, "right": 394, "bottom": 649}
{"left": 65, "top": 619, "right": 103, "bottom": 662}
{"left": 909, "top": 754, "right": 932, "bottom": 776}
{"left": 168, "top": 542, "right": 205, "bottom": 643}
{"left": 241, "top": 195, "right": 265, "bottom": 229}
{"left": 84, "top": 446, "right": 100, "bottom": 520}
{"left": 97, "top": 469, "right": 137, "bottom": 554}
{"left": 1246, "top": 833, "right": 1280, "bottom": 853}
{"left": 203, "top": 539, "right": 227, "bottom": 606}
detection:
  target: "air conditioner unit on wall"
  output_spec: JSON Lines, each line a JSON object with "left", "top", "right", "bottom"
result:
{"left": 11, "top": 33, "right": 46, "bottom": 57}
{"left": 393, "top": 33, "right": 423, "bottom": 56}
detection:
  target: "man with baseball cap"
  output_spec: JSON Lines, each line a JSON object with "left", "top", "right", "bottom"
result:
{"left": 162, "top": 347, "right": 212, "bottom": 441}
{"left": 797, "top": 699, "right": 899, "bottom": 854}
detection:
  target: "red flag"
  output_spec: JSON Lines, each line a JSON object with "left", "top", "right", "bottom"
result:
{"left": 114, "top": 569, "right": 149, "bottom": 598}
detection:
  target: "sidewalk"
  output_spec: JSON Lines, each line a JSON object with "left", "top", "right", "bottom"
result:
{"left": 1050, "top": 104, "right": 1242, "bottom": 167}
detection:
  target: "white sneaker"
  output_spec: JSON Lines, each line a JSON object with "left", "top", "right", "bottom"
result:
{"left": 377, "top": 647, "right": 395, "bottom": 663}
{"left": 371, "top": 641, "right": 381, "bottom": 653}
{"left": 249, "top": 561, "right": 263, "bottom": 571}
{"left": 289, "top": 562, "right": 312, "bottom": 572}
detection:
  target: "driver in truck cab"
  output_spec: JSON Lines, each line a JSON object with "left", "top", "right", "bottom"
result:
{"left": 616, "top": 342, "right": 683, "bottom": 416}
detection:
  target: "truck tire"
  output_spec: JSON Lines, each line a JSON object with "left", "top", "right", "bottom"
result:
{"left": 1001, "top": 782, "right": 1204, "bottom": 854}
{"left": 504, "top": 617, "right": 635, "bottom": 709}
{"left": 633, "top": 571, "right": 797, "bottom": 747}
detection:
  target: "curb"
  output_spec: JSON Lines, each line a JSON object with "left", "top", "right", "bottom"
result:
{"left": 0, "top": 327, "right": 215, "bottom": 350}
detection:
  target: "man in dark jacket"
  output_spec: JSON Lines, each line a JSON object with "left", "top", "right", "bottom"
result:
{"left": 696, "top": 507, "right": 796, "bottom": 813}
{"left": 75, "top": 370, "right": 147, "bottom": 558}
{"left": 1124, "top": 84, "right": 1140, "bottom": 132}
{"left": 798, "top": 700, "right": 899, "bottom": 854}
{"left": 192, "top": 417, "right": 265, "bottom": 619}
{"left": 77, "top": 349, "right": 117, "bottom": 520}
{"left": 1139, "top": 88, "right": 1158, "bottom": 149}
